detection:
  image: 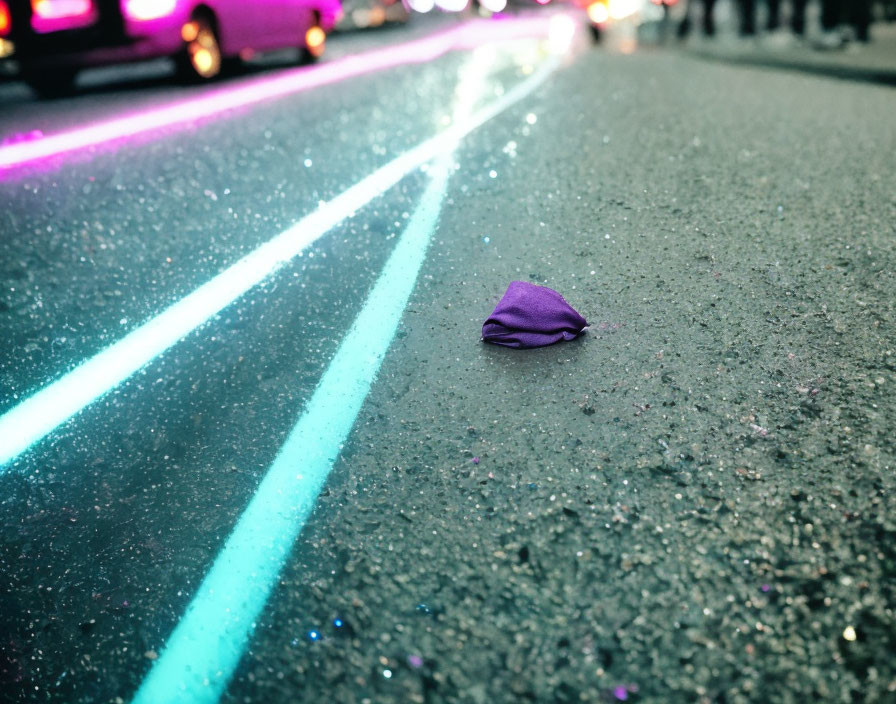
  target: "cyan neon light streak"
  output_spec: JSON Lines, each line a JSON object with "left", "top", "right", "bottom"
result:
{"left": 129, "top": 41, "right": 567, "bottom": 704}
{"left": 0, "top": 17, "right": 574, "bottom": 469}
{"left": 0, "top": 15, "right": 554, "bottom": 172}
{"left": 129, "top": 151, "right": 452, "bottom": 704}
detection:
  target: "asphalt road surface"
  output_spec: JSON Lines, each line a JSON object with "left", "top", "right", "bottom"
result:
{"left": 1, "top": 12, "right": 895, "bottom": 704}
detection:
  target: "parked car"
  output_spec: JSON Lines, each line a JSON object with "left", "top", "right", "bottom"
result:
{"left": 1, "top": 0, "right": 342, "bottom": 97}
{"left": 335, "top": 0, "right": 407, "bottom": 30}
{"left": 576, "top": 0, "right": 662, "bottom": 41}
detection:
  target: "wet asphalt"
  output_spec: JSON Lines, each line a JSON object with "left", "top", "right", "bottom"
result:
{"left": 1, "top": 14, "right": 895, "bottom": 704}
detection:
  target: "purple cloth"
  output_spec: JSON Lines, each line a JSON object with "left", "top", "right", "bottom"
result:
{"left": 482, "top": 281, "right": 587, "bottom": 349}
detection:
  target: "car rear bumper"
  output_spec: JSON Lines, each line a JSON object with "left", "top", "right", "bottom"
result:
{"left": 315, "top": 0, "right": 342, "bottom": 31}
{"left": 7, "top": 0, "right": 186, "bottom": 68}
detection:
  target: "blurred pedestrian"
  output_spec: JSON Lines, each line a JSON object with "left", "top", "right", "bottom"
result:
{"left": 741, "top": 0, "right": 808, "bottom": 37}
{"left": 677, "top": 0, "right": 718, "bottom": 37}
{"left": 820, "top": 0, "right": 872, "bottom": 42}
{"left": 677, "top": 0, "right": 873, "bottom": 44}
{"left": 762, "top": 0, "right": 872, "bottom": 44}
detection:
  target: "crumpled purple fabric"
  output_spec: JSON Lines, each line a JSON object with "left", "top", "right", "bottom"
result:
{"left": 481, "top": 281, "right": 588, "bottom": 349}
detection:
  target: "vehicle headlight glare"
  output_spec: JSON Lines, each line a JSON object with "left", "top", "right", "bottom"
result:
{"left": 406, "top": 0, "right": 434, "bottom": 12}
{"left": 587, "top": 1, "right": 609, "bottom": 24}
{"left": 608, "top": 0, "right": 638, "bottom": 19}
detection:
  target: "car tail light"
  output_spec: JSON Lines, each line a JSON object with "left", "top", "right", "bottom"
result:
{"left": 124, "top": 0, "right": 177, "bottom": 21}
{"left": 608, "top": 0, "right": 639, "bottom": 19}
{"left": 0, "top": 1, "right": 11, "bottom": 36}
{"left": 32, "top": 0, "right": 92, "bottom": 19}
{"left": 30, "top": 0, "right": 98, "bottom": 32}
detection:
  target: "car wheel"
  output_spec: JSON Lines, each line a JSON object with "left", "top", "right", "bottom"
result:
{"left": 22, "top": 67, "right": 78, "bottom": 99}
{"left": 177, "top": 14, "right": 222, "bottom": 81}
{"left": 299, "top": 20, "right": 326, "bottom": 65}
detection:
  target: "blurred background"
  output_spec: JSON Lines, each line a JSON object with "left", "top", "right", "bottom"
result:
{"left": 2, "top": 0, "right": 896, "bottom": 96}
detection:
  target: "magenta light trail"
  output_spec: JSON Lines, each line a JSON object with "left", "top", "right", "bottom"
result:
{"left": 0, "top": 15, "right": 559, "bottom": 173}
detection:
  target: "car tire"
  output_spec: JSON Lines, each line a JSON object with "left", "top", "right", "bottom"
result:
{"left": 22, "top": 67, "right": 78, "bottom": 99}
{"left": 176, "top": 13, "right": 223, "bottom": 81}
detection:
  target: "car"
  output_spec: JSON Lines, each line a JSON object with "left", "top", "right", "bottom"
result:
{"left": 335, "top": 0, "right": 408, "bottom": 30}
{"left": 576, "top": 0, "right": 665, "bottom": 42}
{"left": 0, "top": 0, "right": 343, "bottom": 97}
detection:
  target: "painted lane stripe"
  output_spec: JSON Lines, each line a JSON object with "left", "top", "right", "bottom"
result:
{"left": 129, "top": 39, "right": 568, "bottom": 704}
{"left": 130, "top": 148, "right": 453, "bottom": 704}
{"left": 0, "top": 17, "right": 576, "bottom": 469}
{"left": 0, "top": 15, "right": 555, "bottom": 173}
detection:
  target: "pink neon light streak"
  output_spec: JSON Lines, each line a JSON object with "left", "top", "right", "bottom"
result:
{"left": 0, "top": 17, "right": 557, "bottom": 173}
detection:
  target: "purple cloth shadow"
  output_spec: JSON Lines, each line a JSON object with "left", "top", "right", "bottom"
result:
{"left": 482, "top": 281, "right": 587, "bottom": 349}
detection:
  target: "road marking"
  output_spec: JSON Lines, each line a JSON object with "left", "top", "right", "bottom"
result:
{"left": 0, "top": 17, "right": 575, "bottom": 469}
{"left": 129, "top": 28, "right": 571, "bottom": 703}
{"left": 0, "top": 15, "right": 556, "bottom": 173}
{"left": 129, "top": 142, "right": 454, "bottom": 704}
